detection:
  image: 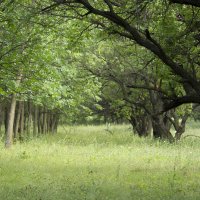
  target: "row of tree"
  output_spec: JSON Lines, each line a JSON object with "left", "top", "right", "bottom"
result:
{"left": 0, "top": 1, "right": 100, "bottom": 147}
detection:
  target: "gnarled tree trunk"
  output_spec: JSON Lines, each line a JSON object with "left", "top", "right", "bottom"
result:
{"left": 129, "top": 114, "right": 152, "bottom": 137}
{"left": 149, "top": 90, "right": 174, "bottom": 142}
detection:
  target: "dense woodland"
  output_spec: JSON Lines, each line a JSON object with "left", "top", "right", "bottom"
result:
{"left": 0, "top": 0, "right": 200, "bottom": 147}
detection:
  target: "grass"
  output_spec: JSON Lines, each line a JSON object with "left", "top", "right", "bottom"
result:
{"left": 0, "top": 123, "right": 200, "bottom": 200}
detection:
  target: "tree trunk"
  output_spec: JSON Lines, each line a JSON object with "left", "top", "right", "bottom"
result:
{"left": 33, "top": 105, "right": 38, "bottom": 137}
{"left": 152, "top": 115, "right": 174, "bottom": 142}
{"left": 129, "top": 114, "right": 152, "bottom": 137}
{"left": 173, "top": 113, "right": 188, "bottom": 141}
{"left": 43, "top": 107, "right": 47, "bottom": 134}
{"left": 0, "top": 103, "right": 4, "bottom": 134}
{"left": 47, "top": 111, "right": 51, "bottom": 133}
{"left": 19, "top": 101, "right": 24, "bottom": 141}
{"left": 5, "top": 94, "right": 17, "bottom": 148}
{"left": 26, "top": 101, "right": 32, "bottom": 136}
{"left": 52, "top": 114, "right": 59, "bottom": 134}
{"left": 149, "top": 90, "right": 174, "bottom": 142}
{"left": 4, "top": 103, "right": 8, "bottom": 135}
{"left": 38, "top": 107, "right": 42, "bottom": 134}
{"left": 14, "top": 101, "right": 22, "bottom": 139}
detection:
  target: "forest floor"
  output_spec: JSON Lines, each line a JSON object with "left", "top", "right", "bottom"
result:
{"left": 0, "top": 123, "right": 200, "bottom": 200}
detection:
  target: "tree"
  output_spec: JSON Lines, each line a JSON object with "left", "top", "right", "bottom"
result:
{"left": 42, "top": 0, "right": 200, "bottom": 110}
{"left": 0, "top": 1, "right": 101, "bottom": 147}
{"left": 73, "top": 37, "right": 192, "bottom": 141}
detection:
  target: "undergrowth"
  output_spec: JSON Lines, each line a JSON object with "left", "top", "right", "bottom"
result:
{"left": 0, "top": 124, "right": 200, "bottom": 200}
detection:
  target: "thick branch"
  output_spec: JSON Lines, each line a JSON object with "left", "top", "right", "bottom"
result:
{"left": 170, "top": 0, "right": 200, "bottom": 7}
{"left": 164, "top": 95, "right": 200, "bottom": 111}
{"left": 126, "top": 84, "right": 169, "bottom": 96}
{"left": 104, "top": 0, "right": 114, "bottom": 13}
{"left": 41, "top": 3, "right": 58, "bottom": 12}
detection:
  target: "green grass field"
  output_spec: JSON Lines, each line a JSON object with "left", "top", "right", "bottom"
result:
{"left": 0, "top": 124, "right": 200, "bottom": 200}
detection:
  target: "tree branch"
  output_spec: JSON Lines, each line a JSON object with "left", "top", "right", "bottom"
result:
{"left": 41, "top": 3, "right": 59, "bottom": 12}
{"left": 169, "top": 0, "right": 200, "bottom": 7}
{"left": 104, "top": 0, "right": 114, "bottom": 13}
{"left": 164, "top": 95, "right": 200, "bottom": 111}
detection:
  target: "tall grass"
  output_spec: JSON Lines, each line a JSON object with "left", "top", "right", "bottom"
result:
{"left": 0, "top": 124, "right": 200, "bottom": 200}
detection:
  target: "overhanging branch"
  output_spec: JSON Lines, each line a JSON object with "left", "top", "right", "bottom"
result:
{"left": 164, "top": 95, "right": 200, "bottom": 111}
{"left": 169, "top": 0, "right": 200, "bottom": 7}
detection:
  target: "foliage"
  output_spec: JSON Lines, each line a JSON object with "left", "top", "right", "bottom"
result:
{"left": 0, "top": 1, "right": 101, "bottom": 120}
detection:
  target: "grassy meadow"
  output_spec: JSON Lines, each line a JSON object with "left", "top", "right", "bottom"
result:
{"left": 0, "top": 123, "right": 200, "bottom": 200}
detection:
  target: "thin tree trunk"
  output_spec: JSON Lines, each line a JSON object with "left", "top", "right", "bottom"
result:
{"left": 54, "top": 115, "right": 59, "bottom": 134}
{"left": 4, "top": 103, "right": 8, "bottom": 135}
{"left": 5, "top": 94, "right": 17, "bottom": 148}
{"left": 14, "top": 101, "right": 22, "bottom": 139}
{"left": 19, "top": 101, "right": 24, "bottom": 141}
{"left": 38, "top": 107, "right": 42, "bottom": 134}
{"left": 47, "top": 111, "right": 51, "bottom": 133}
{"left": 23, "top": 102, "right": 28, "bottom": 136}
{"left": 33, "top": 105, "right": 38, "bottom": 137}
{"left": 43, "top": 108, "right": 47, "bottom": 134}
{"left": 27, "top": 101, "right": 32, "bottom": 137}
{"left": 0, "top": 103, "right": 4, "bottom": 134}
